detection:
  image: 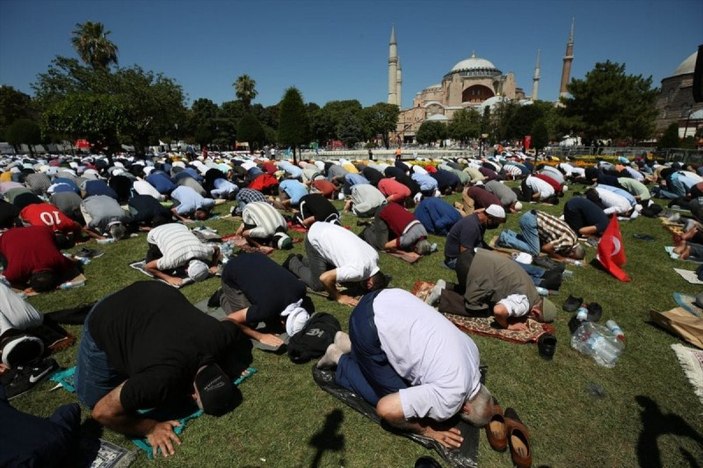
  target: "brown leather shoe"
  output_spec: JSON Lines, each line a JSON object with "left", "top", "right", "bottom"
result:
{"left": 504, "top": 407, "right": 532, "bottom": 468}
{"left": 485, "top": 398, "right": 507, "bottom": 452}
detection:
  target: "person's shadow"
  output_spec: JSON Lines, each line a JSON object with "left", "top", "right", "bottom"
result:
{"left": 308, "top": 409, "right": 345, "bottom": 468}
{"left": 636, "top": 395, "right": 703, "bottom": 467}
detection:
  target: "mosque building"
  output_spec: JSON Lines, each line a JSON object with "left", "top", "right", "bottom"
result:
{"left": 656, "top": 50, "right": 703, "bottom": 138}
{"left": 391, "top": 22, "right": 576, "bottom": 143}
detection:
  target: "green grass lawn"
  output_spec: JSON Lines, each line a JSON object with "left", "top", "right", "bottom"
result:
{"left": 14, "top": 184, "right": 703, "bottom": 467}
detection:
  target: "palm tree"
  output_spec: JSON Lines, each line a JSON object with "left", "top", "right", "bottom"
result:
{"left": 234, "top": 74, "right": 257, "bottom": 110}
{"left": 71, "top": 21, "right": 119, "bottom": 70}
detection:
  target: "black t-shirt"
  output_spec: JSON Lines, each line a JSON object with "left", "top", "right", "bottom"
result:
{"left": 88, "top": 281, "right": 240, "bottom": 412}
{"left": 222, "top": 252, "right": 306, "bottom": 324}
{"left": 128, "top": 194, "right": 171, "bottom": 225}
{"left": 362, "top": 167, "right": 384, "bottom": 186}
{"left": 298, "top": 194, "right": 338, "bottom": 222}
{"left": 564, "top": 197, "right": 609, "bottom": 235}
{"left": 0, "top": 200, "right": 19, "bottom": 228}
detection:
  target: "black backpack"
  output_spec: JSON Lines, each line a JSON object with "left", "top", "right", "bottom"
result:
{"left": 287, "top": 312, "right": 341, "bottom": 364}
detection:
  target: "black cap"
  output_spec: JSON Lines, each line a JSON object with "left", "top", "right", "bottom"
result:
{"left": 194, "top": 364, "right": 236, "bottom": 416}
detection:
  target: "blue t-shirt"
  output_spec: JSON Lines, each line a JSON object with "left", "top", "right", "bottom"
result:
{"left": 444, "top": 214, "right": 485, "bottom": 258}
{"left": 415, "top": 198, "right": 461, "bottom": 236}
{"left": 146, "top": 172, "right": 176, "bottom": 194}
{"left": 83, "top": 179, "right": 118, "bottom": 199}
{"left": 563, "top": 197, "right": 609, "bottom": 235}
{"left": 279, "top": 180, "right": 308, "bottom": 205}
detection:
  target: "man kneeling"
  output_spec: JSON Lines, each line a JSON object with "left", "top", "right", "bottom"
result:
{"left": 318, "top": 288, "right": 493, "bottom": 448}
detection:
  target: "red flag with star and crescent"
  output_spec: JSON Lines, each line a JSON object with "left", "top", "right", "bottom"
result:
{"left": 597, "top": 215, "right": 630, "bottom": 282}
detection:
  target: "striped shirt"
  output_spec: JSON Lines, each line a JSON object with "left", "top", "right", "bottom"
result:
{"left": 535, "top": 210, "right": 578, "bottom": 254}
{"left": 147, "top": 223, "right": 215, "bottom": 271}
{"left": 242, "top": 202, "right": 286, "bottom": 238}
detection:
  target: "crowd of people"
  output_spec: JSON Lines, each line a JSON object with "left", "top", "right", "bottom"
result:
{"left": 1, "top": 147, "right": 701, "bottom": 466}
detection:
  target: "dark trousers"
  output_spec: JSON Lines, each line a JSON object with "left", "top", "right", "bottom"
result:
{"left": 335, "top": 291, "right": 408, "bottom": 406}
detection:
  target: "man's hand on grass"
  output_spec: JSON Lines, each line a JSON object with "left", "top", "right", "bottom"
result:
{"left": 146, "top": 420, "right": 181, "bottom": 458}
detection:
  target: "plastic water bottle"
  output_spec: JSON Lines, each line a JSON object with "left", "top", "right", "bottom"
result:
{"left": 590, "top": 334, "right": 624, "bottom": 368}
{"left": 570, "top": 322, "right": 595, "bottom": 356}
{"left": 576, "top": 306, "right": 588, "bottom": 321}
{"left": 605, "top": 320, "right": 625, "bottom": 341}
{"left": 536, "top": 286, "right": 549, "bottom": 296}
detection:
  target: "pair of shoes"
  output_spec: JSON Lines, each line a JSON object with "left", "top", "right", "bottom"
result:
{"left": 0, "top": 357, "right": 59, "bottom": 400}
{"left": 539, "top": 269, "right": 562, "bottom": 291}
{"left": 532, "top": 255, "right": 560, "bottom": 271}
{"left": 562, "top": 294, "right": 583, "bottom": 312}
{"left": 504, "top": 408, "right": 532, "bottom": 468}
{"left": 485, "top": 398, "right": 507, "bottom": 452}
{"left": 425, "top": 279, "right": 446, "bottom": 306}
{"left": 538, "top": 333, "right": 557, "bottom": 360}
{"left": 586, "top": 303, "right": 603, "bottom": 322}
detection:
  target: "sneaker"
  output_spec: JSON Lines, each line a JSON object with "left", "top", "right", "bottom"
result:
{"left": 0, "top": 357, "right": 59, "bottom": 400}
{"left": 425, "top": 279, "right": 446, "bottom": 306}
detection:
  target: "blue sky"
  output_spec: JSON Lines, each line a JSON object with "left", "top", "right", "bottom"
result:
{"left": 1, "top": 0, "right": 701, "bottom": 109}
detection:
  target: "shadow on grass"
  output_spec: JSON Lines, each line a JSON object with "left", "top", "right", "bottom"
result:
{"left": 308, "top": 408, "right": 345, "bottom": 468}
{"left": 636, "top": 395, "right": 703, "bottom": 468}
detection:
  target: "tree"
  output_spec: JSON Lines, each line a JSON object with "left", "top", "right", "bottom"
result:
{"left": 447, "top": 108, "right": 481, "bottom": 144}
{"left": 237, "top": 113, "right": 266, "bottom": 151}
{"left": 278, "top": 87, "right": 310, "bottom": 162}
{"left": 234, "top": 74, "right": 257, "bottom": 110}
{"left": 71, "top": 21, "right": 118, "bottom": 70}
{"left": 658, "top": 122, "right": 680, "bottom": 149}
{"left": 0, "top": 86, "right": 34, "bottom": 140}
{"left": 530, "top": 119, "right": 549, "bottom": 152}
{"left": 6, "top": 119, "right": 41, "bottom": 155}
{"left": 416, "top": 121, "right": 447, "bottom": 145}
{"left": 361, "top": 103, "right": 399, "bottom": 148}
{"left": 561, "top": 60, "right": 658, "bottom": 143}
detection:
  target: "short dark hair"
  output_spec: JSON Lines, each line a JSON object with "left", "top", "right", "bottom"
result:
{"left": 29, "top": 270, "right": 57, "bottom": 292}
{"left": 366, "top": 271, "right": 390, "bottom": 292}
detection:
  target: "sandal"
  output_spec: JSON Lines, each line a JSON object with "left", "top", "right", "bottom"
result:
{"left": 485, "top": 397, "right": 507, "bottom": 452}
{"left": 504, "top": 407, "right": 532, "bottom": 468}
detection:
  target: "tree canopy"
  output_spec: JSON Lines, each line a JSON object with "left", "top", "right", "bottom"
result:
{"left": 416, "top": 121, "right": 447, "bottom": 145}
{"left": 278, "top": 87, "right": 310, "bottom": 161}
{"left": 447, "top": 108, "right": 481, "bottom": 144}
{"left": 234, "top": 74, "right": 257, "bottom": 110}
{"left": 362, "top": 103, "right": 399, "bottom": 148}
{"left": 561, "top": 60, "right": 658, "bottom": 143}
{"left": 71, "top": 21, "right": 118, "bottom": 70}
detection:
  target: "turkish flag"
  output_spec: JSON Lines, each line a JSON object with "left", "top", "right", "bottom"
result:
{"left": 597, "top": 215, "right": 630, "bottom": 282}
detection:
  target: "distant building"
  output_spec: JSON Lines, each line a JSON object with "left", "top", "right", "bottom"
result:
{"left": 656, "top": 50, "right": 703, "bottom": 138}
{"left": 391, "top": 23, "right": 574, "bottom": 143}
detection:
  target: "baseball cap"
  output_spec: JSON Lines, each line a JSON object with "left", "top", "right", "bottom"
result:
{"left": 194, "top": 363, "right": 237, "bottom": 416}
{"left": 1, "top": 333, "right": 44, "bottom": 367}
{"left": 187, "top": 259, "right": 210, "bottom": 282}
{"left": 485, "top": 204, "right": 506, "bottom": 219}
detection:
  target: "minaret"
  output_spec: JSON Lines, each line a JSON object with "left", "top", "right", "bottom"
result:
{"left": 531, "top": 49, "right": 541, "bottom": 101}
{"left": 559, "top": 18, "right": 575, "bottom": 98}
{"left": 388, "top": 26, "right": 398, "bottom": 106}
{"left": 396, "top": 58, "right": 402, "bottom": 108}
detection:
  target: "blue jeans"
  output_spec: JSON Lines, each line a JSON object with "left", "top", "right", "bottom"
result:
{"left": 517, "top": 262, "right": 546, "bottom": 285}
{"left": 75, "top": 310, "right": 124, "bottom": 409}
{"left": 498, "top": 211, "right": 540, "bottom": 255}
{"left": 335, "top": 291, "right": 407, "bottom": 406}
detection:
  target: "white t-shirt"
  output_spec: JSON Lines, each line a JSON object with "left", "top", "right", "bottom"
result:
{"left": 595, "top": 186, "right": 631, "bottom": 215}
{"left": 525, "top": 175, "right": 555, "bottom": 200}
{"left": 308, "top": 222, "right": 379, "bottom": 282}
{"left": 373, "top": 289, "right": 481, "bottom": 421}
{"left": 147, "top": 223, "right": 215, "bottom": 270}
{"left": 133, "top": 179, "right": 163, "bottom": 200}
{"left": 0, "top": 282, "right": 42, "bottom": 336}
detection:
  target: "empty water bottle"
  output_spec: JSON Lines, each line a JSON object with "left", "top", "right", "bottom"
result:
{"left": 605, "top": 320, "right": 625, "bottom": 341}
{"left": 570, "top": 321, "right": 595, "bottom": 356}
{"left": 536, "top": 286, "right": 549, "bottom": 296}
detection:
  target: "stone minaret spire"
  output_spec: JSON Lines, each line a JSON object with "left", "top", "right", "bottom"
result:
{"left": 396, "top": 58, "right": 402, "bottom": 108}
{"left": 388, "top": 26, "right": 398, "bottom": 106}
{"left": 559, "top": 18, "right": 575, "bottom": 98}
{"left": 532, "top": 49, "right": 541, "bottom": 101}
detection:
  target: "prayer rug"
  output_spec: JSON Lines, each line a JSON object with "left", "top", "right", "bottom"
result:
{"left": 412, "top": 281, "right": 553, "bottom": 344}
{"left": 312, "top": 366, "right": 479, "bottom": 468}
{"left": 673, "top": 293, "right": 703, "bottom": 318}
{"left": 128, "top": 260, "right": 193, "bottom": 288}
{"left": 671, "top": 344, "right": 703, "bottom": 406}
{"left": 665, "top": 246, "right": 703, "bottom": 263}
{"left": 80, "top": 438, "right": 136, "bottom": 468}
{"left": 674, "top": 268, "right": 703, "bottom": 285}
{"left": 52, "top": 366, "right": 257, "bottom": 459}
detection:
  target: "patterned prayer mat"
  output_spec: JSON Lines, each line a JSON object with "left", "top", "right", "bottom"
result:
{"left": 671, "top": 344, "right": 703, "bottom": 406}
{"left": 412, "top": 281, "right": 553, "bottom": 344}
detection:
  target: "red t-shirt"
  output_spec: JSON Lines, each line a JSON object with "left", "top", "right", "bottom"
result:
{"left": 261, "top": 161, "right": 278, "bottom": 175}
{"left": 20, "top": 202, "right": 80, "bottom": 234}
{"left": 311, "top": 179, "right": 336, "bottom": 199}
{"left": 377, "top": 178, "right": 411, "bottom": 202}
{"left": 0, "top": 226, "right": 75, "bottom": 285}
{"left": 379, "top": 202, "right": 416, "bottom": 238}
{"left": 467, "top": 186, "right": 502, "bottom": 210}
